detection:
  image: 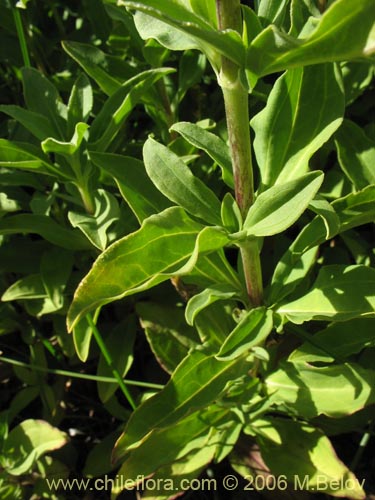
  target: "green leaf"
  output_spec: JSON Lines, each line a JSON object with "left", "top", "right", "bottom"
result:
{"left": 89, "top": 151, "right": 170, "bottom": 223}
{"left": 114, "top": 407, "right": 228, "bottom": 487}
{"left": 177, "top": 51, "right": 207, "bottom": 104}
{"left": 252, "top": 417, "right": 365, "bottom": 499}
{"left": 41, "top": 122, "right": 89, "bottom": 157}
{"left": 247, "top": 0, "right": 375, "bottom": 77}
{"left": 40, "top": 248, "right": 73, "bottom": 309}
{"left": 268, "top": 186, "right": 375, "bottom": 304}
{"left": 278, "top": 265, "right": 375, "bottom": 323}
{"left": 0, "top": 105, "right": 54, "bottom": 141}
{"left": 288, "top": 318, "right": 375, "bottom": 364}
{"left": 67, "top": 207, "right": 204, "bottom": 330}
{"left": 251, "top": 64, "right": 344, "bottom": 190}
{"left": 21, "top": 68, "right": 66, "bottom": 139}
{"left": 68, "top": 189, "right": 119, "bottom": 250}
{"left": 137, "top": 302, "right": 200, "bottom": 374}
{"left": 120, "top": 0, "right": 245, "bottom": 70}
{"left": 185, "top": 285, "right": 237, "bottom": 326}
{"left": 335, "top": 119, "right": 375, "bottom": 190}
{"left": 89, "top": 68, "right": 174, "bottom": 151}
{"left": 72, "top": 316, "right": 93, "bottom": 362}
{"left": 67, "top": 73, "right": 93, "bottom": 138}
{"left": 170, "top": 121, "right": 234, "bottom": 188}
{"left": 256, "top": 0, "right": 290, "bottom": 27}
{"left": 216, "top": 308, "right": 273, "bottom": 361}
{"left": 1, "top": 274, "right": 46, "bottom": 301}
{"left": 144, "top": 137, "right": 222, "bottom": 225}
{"left": 0, "top": 140, "right": 61, "bottom": 178}
{"left": 62, "top": 41, "right": 137, "bottom": 96}
{"left": 308, "top": 197, "right": 340, "bottom": 240}
{"left": 0, "top": 214, "right": 91, "bottom": 250}
{"left": 243, "top": 172, "right": 324, "bottom": 237}
{"left": 97, "top": 319, "right": 136, "bottom": 402}
{"left": 3, "top": 419, "right": 68, "bottom": 476}
{"left": 265, "top": 361, "right": 375, "bottom": 418}
{"left": 113, "top": 350, "right": 249, "bottom": 462}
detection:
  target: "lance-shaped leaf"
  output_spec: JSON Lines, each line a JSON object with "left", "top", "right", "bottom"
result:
{"left": 289, "top": 318, "right": 375, "bottom": 364}
{"left": 185, "top": 285, "right": 238, "bottom": 326}
{"left": 89, "top": 151, "right": 170, "bottom": 223}
{"left": 268, "top": 185, "right": 375, "bottom": 304}
{"left": 243, "top": 172, "right": 323, "bottom": 237}
{"left": 89, "top": 68, "right": 174, "bottom": 151}
{"left": 0, "top": 214, "right": 91, "bottom": 250}
{"left": 0, "top": 140, "right": 63, "bottom": 178}
{"left": 62, "top": 41, "right": 137, "bottom": 96}
{"left": 21, "top": 68, "right": 66, "bottom": 140}
{"left": 68, "top": 190, "right": 119, "bottom": 250}
{"left": 113, "top": 349, "right": 250, "bottom": 462}
{"left": 170, "top": 121, "right": 234, "bottom": 188}
{"left": 137, "top": 302, "right": 200, "bottom": 374}
{"left": 265, "top": 362, "right": 375, "bottom": 418}
{"left": 335, "top": 119, "right": 375, "bottom": 190}
{"left": 119, "top": 0, "right": 245, "bottom": 70}
{"left": 67, "top": 207, "right": 229, "bottom": 330}
{"left": 144, "top": 137, "right": 222, "bottom": 225}
{"left": 277, "top": 265, "right": 375, "bottom": 323}
{"left": 216, "top": 308, "right": 273, "bottom": 361}
{"left": 251, "top": 64, "right": 344, "bottom": 190}
{"left": 3, "top": 419, "right": 68, "bottom": 476}
{"left": 247, "top": 0, "right": 375, "bottom": 77}
{"left": 252, "top": 417, "right": 365, "bottom": 499}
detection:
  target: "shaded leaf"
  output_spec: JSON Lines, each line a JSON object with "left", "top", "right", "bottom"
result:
{"left": 68, "top": 189, "right": 119, "bottom": 250}
{"left": 0, "top": 105, "right": 53, "bottom": 141}
{"left": 89, "top": 68, "right": 174, "bottom": 151}
{"left": 247, "top": 0, "right": 375, "bottom": 77}
{"left": 335, "top": 119, "right": 375, "bottom": 190}
{"left": 0, "top": 214, "right": 91, "bottom": 250}
{"left": 268, "top": 186, "right": 375, "bottom": 304}
{"left": 97, "top": 319, "right": 136, "bottom": 402}
{"left": 185, "top": 285, "right": 237, "bottom": 326}
{"left": 67, "top": 207, "right": 205, "bottom": 330}
{"left": 113, "top": 350, "right": 250, "bottom": 462}
{"left": 3, "top": 419, "right": 68, "bottom": 476}
{"left": 251, "top": 64, "right": 344, "bottom": 189}
{"left": 265, "top": 361, "right": 375, "bottom": 418}
{"left": 278, "top": 265, "right": 375, "bottom": 323}
{"left": 137, "top": 302, "right": 200, "bottom": 374}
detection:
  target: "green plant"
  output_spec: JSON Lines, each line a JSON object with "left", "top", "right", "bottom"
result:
{"left": 1, "top": 0, "right": 375, "bottom": 499}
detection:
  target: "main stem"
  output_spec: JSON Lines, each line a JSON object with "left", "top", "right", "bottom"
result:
{"left": 216, "top": 0, "right": 263, "bottom": 306}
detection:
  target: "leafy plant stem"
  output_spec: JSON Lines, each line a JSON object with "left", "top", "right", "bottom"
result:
{"left": 350, "top": 419, "right": 374, "bottom": 471}
{"left": 86, "top": 314, "right": 137, "bottom": 409}
{"left": 216, "top": 0, "right": 263, "bottom": 306}
{"left": 0, "top": 355, "right": 164, "bottom": 389}
{"left": 12, "top": 7, "right": 31, "bottom": 68}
